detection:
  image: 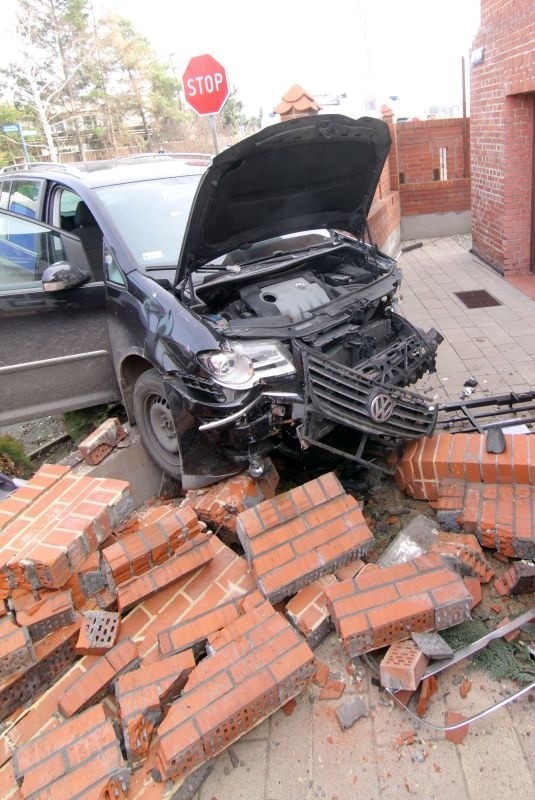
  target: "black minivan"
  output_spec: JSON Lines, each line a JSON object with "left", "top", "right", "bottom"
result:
{"left": 0, "top": 114, "right": 441, "bottom": 488}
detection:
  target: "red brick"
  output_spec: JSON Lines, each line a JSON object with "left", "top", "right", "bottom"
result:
{"left": 337, "top": 611, "right": 370, "bottom": 643}
{"left": 0, "top": 617, "right": 35, "bottom": 679}
{"left": 117, "top": 684, "right": 160, "bottom": 764}
{"left": 187, "top": 466, "right": 279, "bottom": 544}
{"left": 458, "top": 482, "right": 535, "bottom": 559}
{"left": 207, "top": 600, "right": 275, "bottom": 652}
{"left": 116, "top": 532, "right": 216, "bottom": 612}
{"left": 158, "top": 601, "right": 240, "bottom": 657}
{"left": 318, "top": 679, "right": 346, "bottom": 700}
{"left": 5, "top": 658, "right": 86, "bottom": 749}
{"left": 395, "top": 434, "right": 535, "bottom": 501}
{"left": 331, "top": 583, "right": 400, "bottom": 618}
{"left": 117, "top": 539, "right": 254, "bottom": 663}
{"left": 156, "top": 718, "right": 205, "bottom": 780}
{"left": 116, "top": 649, "right": 195, "bottom": 703}
{"left": 15, "top": 589, "right": 75, "bottom": 642}
{"left": 416, "top": 675, "right": 438, "bottom": 717}
{"left": 459, "top": 678, "right": 472, "bottom": 698}
{"left": 75, "top": 610, "right": 121, "bottom": 654}
{"left": 334, "top": 558, "right": 365, "bottom": 582}
{"left": 77, "top": 417, "right": 127, "bottom": 465}
{"left": 354, "top": 559, "right": 418, "bottom": 590}
{"left": 395, "top": 440, "right": 417, "bottom": 492}
{"left": 101, "top": 506, "right": 204, "bottom": 588}
{"left": 367, "top": 596, "right": 436, "bottom": 642}
{"left": 268, "top": 640, "right": 315, "bottom": 693}
{"left": 13, "top": 703, "right": 129, "bottom": 798}
{"left": 327, "top": 555, "right": 471, "bottom": 657}
{"left": 313, "top": 661, "right": 330, "bottom": 687}
{"left": 229, "top": 627, "right": 298, "bottom": 685}
{"left": 431, "top": 531, "right": 494, "bottom": 583}
{"left": 464, "top": 576, "right": 482, "bottom": 608}
{"left": 463, "top": 435, "right": 483, "bottom": 483}
{"left": 380, "top": 639, "right": 429, "bottom": 691}
{"left": 397, "top": 568, "right": 458, "bottom": 598}
{"left": 0, "top": 465, "right": 70, "bottom": 533}
{"left": 0, "top": 622, "right": 80, "bottom": 722}
{"left": 445, "top": 711, "right": 469, "bottom": 744}
{"left": 58, "top": 639, "right": 138, "bottom": 717}
{"left": 512, "top": 436, "right": 530, "bottom": 484}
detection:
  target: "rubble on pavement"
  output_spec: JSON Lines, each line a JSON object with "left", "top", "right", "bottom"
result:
{"left": 0, "top": 427, "right": 534, "bottom": 798}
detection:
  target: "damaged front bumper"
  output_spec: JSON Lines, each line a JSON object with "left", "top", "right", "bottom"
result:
{"left": 164, "top": 318, "right": 442, "bottom": 485}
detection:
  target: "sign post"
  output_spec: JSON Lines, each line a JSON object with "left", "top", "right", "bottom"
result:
{"left": 2, "top": 122, "right": 30, "bottom": 163}
{"left": 182, "top": 54, "right": 230, "bottom": 154}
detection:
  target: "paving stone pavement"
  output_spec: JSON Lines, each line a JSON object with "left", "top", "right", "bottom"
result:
{"left": 193, "top": 236, "right": 535, "bottom": 800}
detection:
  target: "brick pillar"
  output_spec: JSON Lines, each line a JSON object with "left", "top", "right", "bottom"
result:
{"left": 381, "top": 105, "right": 399, "bottom": 192}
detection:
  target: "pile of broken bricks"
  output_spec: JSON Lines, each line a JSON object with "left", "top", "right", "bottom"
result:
{"left": 0, "top": 425, "right": 534, "bottom": 799}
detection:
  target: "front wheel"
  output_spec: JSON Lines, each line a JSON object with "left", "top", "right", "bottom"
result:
{"left": 133, "top": 368, "right": 182, "bottom": 479}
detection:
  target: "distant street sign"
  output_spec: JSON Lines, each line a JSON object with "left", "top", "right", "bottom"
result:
{"left": 182, "top": 54, "right": 230, "bottom": 117}
{"left": 2, "top": 124, "right": 19, "bottom": 133}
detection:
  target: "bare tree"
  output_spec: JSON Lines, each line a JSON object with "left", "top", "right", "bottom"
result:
{"left": 1, "top": 0, "right": 94, "bottom": 160}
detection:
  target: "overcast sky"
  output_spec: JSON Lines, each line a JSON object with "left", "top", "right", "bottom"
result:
{"left": 2, "top": 0, "right": 481, "bottom": 118}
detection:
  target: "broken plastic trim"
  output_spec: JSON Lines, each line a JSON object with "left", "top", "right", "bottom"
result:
{"left": 437, "top": 390, "right": 535, "bottom": 433}
{"left": 385, "top": 608, "right": 535, "bottom": 732}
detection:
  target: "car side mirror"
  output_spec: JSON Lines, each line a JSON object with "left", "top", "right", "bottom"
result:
{"left": 41, "top": 261, "right": 91, "bottom": 292}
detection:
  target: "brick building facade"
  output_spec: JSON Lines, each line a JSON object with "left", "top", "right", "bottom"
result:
{"left": 470, "top": 0, "right": 535, "bottom": 275}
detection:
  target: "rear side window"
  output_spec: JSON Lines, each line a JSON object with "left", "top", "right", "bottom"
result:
{"left": 0, "top": 180, "right": 12, "bottom": 209}
{"left": 4, "top": 179, "right": 44, "bottom": 219}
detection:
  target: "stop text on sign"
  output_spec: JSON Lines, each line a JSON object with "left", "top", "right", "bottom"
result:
{"left": 186, "top": 73, "right": 224, "bottom": 97}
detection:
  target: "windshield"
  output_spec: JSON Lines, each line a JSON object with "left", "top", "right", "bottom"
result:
{"left": 94, "top": 174, "right": 201, "bottom": 270}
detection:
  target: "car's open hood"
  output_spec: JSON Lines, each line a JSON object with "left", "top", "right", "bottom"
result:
{"left": 176, "top": 114, "right": 391, "bottom": 280}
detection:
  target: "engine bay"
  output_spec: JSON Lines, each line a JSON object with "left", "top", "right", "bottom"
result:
{"left": 194, "top": 244, "right": 395, "bottom": 325}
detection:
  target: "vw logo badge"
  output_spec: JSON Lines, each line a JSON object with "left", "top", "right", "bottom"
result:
{"left": 368, "top": 391, "right": 395, "bottom": 423}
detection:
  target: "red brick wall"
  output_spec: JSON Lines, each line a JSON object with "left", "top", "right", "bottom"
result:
{"left": 396, "top": 118, "right": 471, "bottom": 218}
{"left": 369, "top": 190, "right": 401, "bottom": 250}
{"left": 397, "top": 118, "right": 469, "bottom": 183}
{"left": 369, "top": 107, "right": 401, "bottom": 253}
{"left": 368, "top": 113, "right": 472, "bottom": 247}
{"left": 470, "top": 0, "right": 535, "bottom": 275}
{"left": 400, "top": 179, "right": 471, "bottom": 216}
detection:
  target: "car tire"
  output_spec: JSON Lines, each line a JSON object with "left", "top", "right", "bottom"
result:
{"left": 133, "top": 368, "right": 182, "bottom": 479}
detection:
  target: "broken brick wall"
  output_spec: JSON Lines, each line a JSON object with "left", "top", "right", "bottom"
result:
{"left": 368, "top": 110, "right": 472, "bottom": 250}
{"left": 397, "top": 118, "right": 471, "bottom": 219}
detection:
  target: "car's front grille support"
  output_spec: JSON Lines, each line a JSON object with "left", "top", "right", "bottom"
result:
{"left": 299, "top": 422, "right": 397, "bottom": 474}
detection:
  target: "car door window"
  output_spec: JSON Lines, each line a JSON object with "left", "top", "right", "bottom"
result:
{"left": 51, "top": 187, "right": 104, "bottom": 278}
{"left": 7, "top": 179, "right": 44, "bottom": 219}
{"left": 58, "top": 189, "right": 80, "bottom": 231}
{"left": 0, "top": 211, "right": 67, "bottom": 289}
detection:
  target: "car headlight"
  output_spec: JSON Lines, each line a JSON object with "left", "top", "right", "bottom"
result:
{"left": 198, "top": 340, "right": 296, "bottom": 389}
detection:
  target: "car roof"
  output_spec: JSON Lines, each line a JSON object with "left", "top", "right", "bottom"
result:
{"left": 0, "top": 155, "right": 209, "bottom": 189}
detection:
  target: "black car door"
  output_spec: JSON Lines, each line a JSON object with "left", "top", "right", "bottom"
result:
{"left": 0, "top": 209, "right": 119, "bottom": 425}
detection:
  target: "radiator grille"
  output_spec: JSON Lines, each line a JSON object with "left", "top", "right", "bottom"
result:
{"left": 303, "top": 350, "right": 437, "bottom": 440}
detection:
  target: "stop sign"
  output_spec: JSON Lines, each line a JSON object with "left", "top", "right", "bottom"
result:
{"left": 182, "top": 54, "right": 230, "bottom": 116}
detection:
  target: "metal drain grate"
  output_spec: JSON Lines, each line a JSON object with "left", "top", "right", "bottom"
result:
{"left": 454, "top": 290, "right": 502, "bottom": 309}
